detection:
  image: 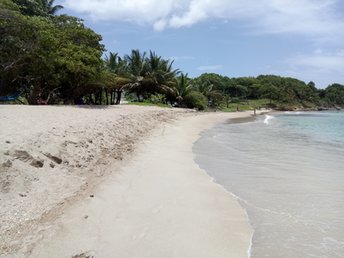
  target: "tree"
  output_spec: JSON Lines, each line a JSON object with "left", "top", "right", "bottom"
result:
{"left": 191, "top": 73, "right": 227, "bottom": 108}
{"left": 123, "top": 49, "right": 146, "bottom": 101}
{"left": 1, "top": 1, "right": 104, "bottom": 104}
{"left": 0, "top": 6, "right": 53, "bottom": 98}
{"left": 123, "top": 50, "right": 178, "bottom": 102}
{"left": 41, "top": 0, "right": 63, "bottom": 15}
{"left": 143, "top": 51, "right": 179, "bottom": 97}
{"left": 258, "top": 83, "right": 280, "bottom": 104}
{"left": 12, "top": 0, "right": 63, "bottom": 16}
{"left": 104, "top": 52, "right": 129, "bottom": 104}
{"left": 12, "top": 0, "right": 45, "bottom": 16}
{"left": 0, "top": 0, "right": 20, "bottom": 11}
{"left": 324, "top": 83, "right": 344, "bottom": 106}
{"left": 53, "top": 15, "right": 104, "bottom": 103}
{"left": 174, "top": 73, "right": 193, "bottom": 105}
{"left": 183, "top": 91, "right": 207, "bottom": 110}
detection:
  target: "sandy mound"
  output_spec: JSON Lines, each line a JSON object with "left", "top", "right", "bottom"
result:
{"left": 0, "top": 105, "right": 190, "bottom": 255}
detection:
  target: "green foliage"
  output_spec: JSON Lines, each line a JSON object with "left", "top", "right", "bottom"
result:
{"left": 183, "top": 91, "right": 207, "bottom": 110}
{"left": 41, "top": 0, "right": 63, "bottom": 15}
{"left": 147, "top": 93, "right": 166, "bottom": 104}
{"left": 0, "top": 1, "right": 104, "bottom": 104}
{"left": 192, "top": 73, "right": 227, "bottom": 91}
{"left": 126, "top": 101, "right": 169, "bottom": 108}
{"left": 174, "top": 73, "right": 193, "bottom": 104}
{"left": 207, "top": 90, "right": 224, "bottom": 107}
{"left": 189, "top": 73, "right": 334, "bottom": 110}
{"left": 120, "top": 50, "right": 179, "bottom": 102}
{"left": 324, "top": 83, "right": 344, "bottom": 106}
{"left": 0, "top": 0, "right": 19, "bottom": 11}
{"left": 190, "top": 73, "right": 226, "bottom": 107}
{"left": 12, "top": 0, "right": 63, "bottom": 16}
{"left": 12, "top": 0, "right": 46, "bottom": 16}
{"left": 1, "top": 1, "right": 343, "bottom": 108}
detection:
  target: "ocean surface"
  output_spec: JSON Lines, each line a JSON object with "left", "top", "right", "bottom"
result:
{"left": 194, "top": 111, "right": 344, "bottom": 258}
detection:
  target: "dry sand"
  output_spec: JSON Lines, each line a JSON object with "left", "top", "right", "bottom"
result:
{"left": 0, "top": 105, "right": 258, "bottom": 258}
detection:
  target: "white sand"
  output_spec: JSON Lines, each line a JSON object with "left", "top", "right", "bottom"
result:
{"left": 0, "top": 105, "right": 258, "bottom": 258}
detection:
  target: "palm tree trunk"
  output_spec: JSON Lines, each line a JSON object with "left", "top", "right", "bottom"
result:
{"left": 115, "top": 89, "right": 122, "bottom": 105}
{"left": 105, "top": 88, "right": 109, "bottom": 105}
{"left": 99, "top": 89, "right": 103, "bottom": 104}
{"left": 111, "top": 90, "right": 115, "bottom": 105}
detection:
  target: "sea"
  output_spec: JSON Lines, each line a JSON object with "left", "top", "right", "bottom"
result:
{"left": 194, "top": 111, "right": 344, "bottom": 258}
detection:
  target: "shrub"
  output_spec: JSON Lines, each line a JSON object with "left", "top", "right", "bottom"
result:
{"left": 148, "top": 93, "right": 166, "bottom": 104}
{"left": 183, "top": 91, "right": 207, "bottom": 110}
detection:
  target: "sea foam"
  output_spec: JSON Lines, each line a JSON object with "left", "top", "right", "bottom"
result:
{"left": 263, "top": 115, "right": 274, "bottom": 124}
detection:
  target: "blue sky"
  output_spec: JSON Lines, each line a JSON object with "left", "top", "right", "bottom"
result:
{"left": 59, "top": 0, "right": 344, "bottom": 88}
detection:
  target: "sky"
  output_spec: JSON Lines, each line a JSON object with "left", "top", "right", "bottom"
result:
{"left": 59, "top": 0, "right": 344, "bottom": 88}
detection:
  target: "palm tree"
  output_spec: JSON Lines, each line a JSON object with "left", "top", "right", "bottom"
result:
{"left": 125, "top": 49, "right": 146, "bottom": 78}
{"left": 193, "top": 80, "right": 213, "bottom": 96}
{"left": 123, "top": 49, "right": 146, "bottom": 101}
{"left": 105, "top": 52, "right": 129, "bottom": 75}
{"left": 123, "top": 50, "right": 176, "bottom": 100}
{"left": 41, "top": 0, "right": 63, "bottom": 15}
{"left": 142, "top": 51, "right": 179, "bottom": 96}
{"left": 175, "top": 73, "right": 193, "bottom": 105}
{"left": 104, "top": 52, "right": 130, "bottom": 104}
{"left": 104, "top": 52, "right": 119, "bottom": 71}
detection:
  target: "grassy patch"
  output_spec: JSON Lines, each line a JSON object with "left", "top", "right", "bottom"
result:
{"left": 125, "top": 101, "right": 170, "bottom": 108}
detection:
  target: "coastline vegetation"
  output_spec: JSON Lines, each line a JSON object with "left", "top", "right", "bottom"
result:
{"left": 1, "top": 0, "right": 344, "bottom": 110}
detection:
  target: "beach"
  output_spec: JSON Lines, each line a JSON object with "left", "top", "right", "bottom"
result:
{"left": 1, "top": 105, "right": 256, "bottom": 258}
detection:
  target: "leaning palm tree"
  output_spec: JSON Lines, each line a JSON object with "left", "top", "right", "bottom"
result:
{"left": 41, "top": 0, "right": 63, "bottom": 15}
{"left": 142, "top": 51, "right": 179, "bottom": 96}
{"left": 121, "top": 50, "right": 179, "bottom": 102}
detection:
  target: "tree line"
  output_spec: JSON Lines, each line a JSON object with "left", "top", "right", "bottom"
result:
{"left": 1, "top": 0, "right": 343, "bottom": 109}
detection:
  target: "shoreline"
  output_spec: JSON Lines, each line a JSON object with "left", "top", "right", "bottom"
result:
{"left": 1, "top": 106, "right": 263, "bottom": 257}
{"left": 192, "top": 109, "right": 344, "bottom": 257}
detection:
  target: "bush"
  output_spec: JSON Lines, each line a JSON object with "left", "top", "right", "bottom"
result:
{"left": 183, "top": 91, "right": 207, "bottom": 110}
{"left": 207, "top": 90, "right": 223, "bottom": 108}
{"left": 148, "top": 93, "right": 166, "bottom": 104}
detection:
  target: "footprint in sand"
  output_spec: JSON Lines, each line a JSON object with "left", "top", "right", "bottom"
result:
{"left": 151, "top": 205, "right": 163, "bottom": 214}
{"left": 72, "top": 251, "right": 95, "bottom": 258}
{"left": 12, "top": 150, "right": 44, "bottom": 168}
{"left": 132, "top": 227, "right": 148, "bottom": 240}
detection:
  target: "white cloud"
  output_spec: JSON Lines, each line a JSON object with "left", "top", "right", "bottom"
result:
{"left": 288, "top": 52, "right": 344, "bottom": 73}
{"left": 282, "top": 50, "right": 344, "bottom": 87}
{"left": 197, "top": 65, "right": 223, "bottom": 71}
{"left": 63, "top": 0, "right": 344, "bottom": 41}
{"left": 63, "top": 0, "right": 181, "bottom": 24}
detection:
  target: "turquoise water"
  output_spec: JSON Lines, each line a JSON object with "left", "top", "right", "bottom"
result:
{"left": 194, "top": 111, "right": 344, "bottom": 258}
